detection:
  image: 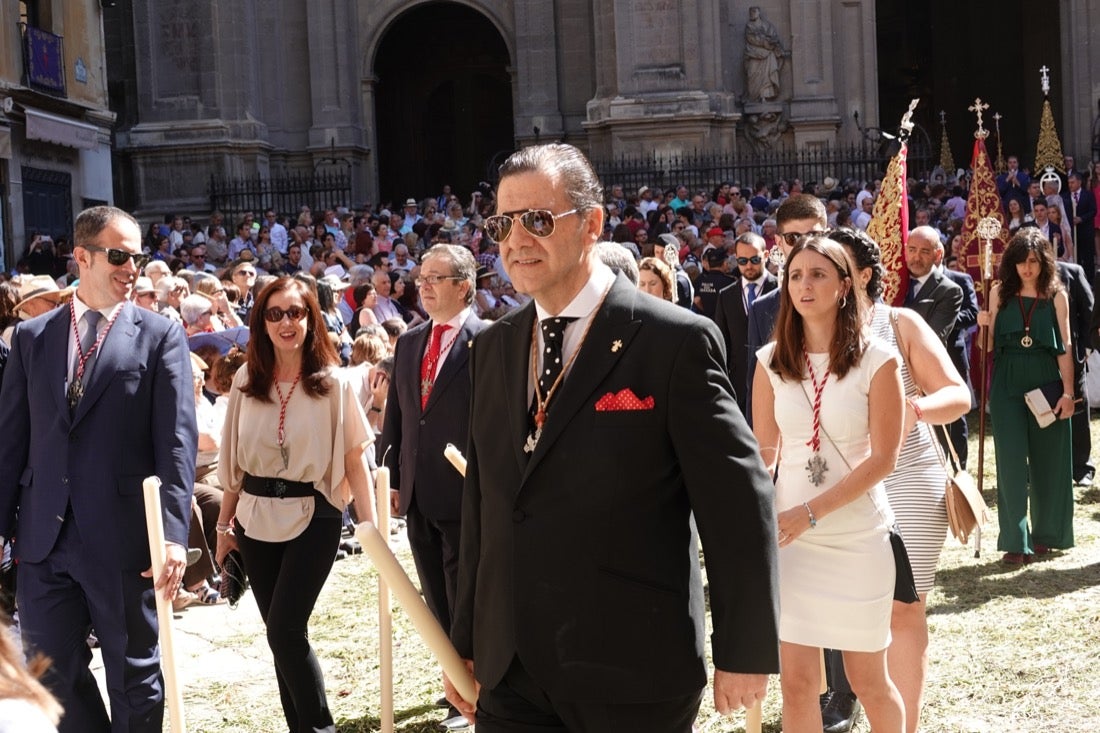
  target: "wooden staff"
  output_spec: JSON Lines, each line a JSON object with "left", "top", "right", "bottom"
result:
{"left": 376, "top": 467, "right": 394, "bottom": 733}
{"left": 444, "top": 443, "right": 467, "bottom": 477}
{"left": 141, "top": 476, "right": 187, "bottom": 733}
{"left": 355, "top": 523, "right": 477, "bottom": 704}
{"left": 745, "top": 701, "right": 762, "bottom": 733}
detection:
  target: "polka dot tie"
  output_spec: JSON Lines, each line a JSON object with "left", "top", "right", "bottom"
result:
{"left": 538, "top": 317, "right": 577, "bottom": 396}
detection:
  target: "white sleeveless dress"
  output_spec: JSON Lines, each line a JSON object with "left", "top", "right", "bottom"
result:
{"left": 756, "top": 339, "right": 898, "bottom": 652}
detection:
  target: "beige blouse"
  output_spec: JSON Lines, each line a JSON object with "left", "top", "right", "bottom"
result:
{"left": 217, "top": 365, "right": 372, "bottom": 542}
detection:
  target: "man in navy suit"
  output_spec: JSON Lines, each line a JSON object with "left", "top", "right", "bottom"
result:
{"left": 1064, "top": 172, "right": 1097, "bottom": 278}
{"left": 379, "top": 243, "right": 487, "bottom": 729}
{"left": 446, "top": 144, "right": 778, "bottom": 732}
{"left": 0, "top": 206, "right": 197, "bottom": 733}
{"left": 746, "top": 194, "right": 828, "bottom": 425}
{"left": 715, "top": 232, "right": 777, "bottom": 415}
{"left": 941, "top": 267, "right": 978, "bottom": 467}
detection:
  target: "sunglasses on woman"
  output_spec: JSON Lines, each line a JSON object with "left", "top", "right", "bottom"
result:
{"left": 263, "top": 306, "right": 308, "bottom": 322}
{"left": 81, "top": 244, "right": 150, "bottom": 269}
{"left": 483, "top": 208, "right": 577, "bottom": 242}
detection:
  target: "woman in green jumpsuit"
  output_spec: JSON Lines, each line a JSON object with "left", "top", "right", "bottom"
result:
{"left": 977, "top": 228, "right": 1075, "bottom": 565}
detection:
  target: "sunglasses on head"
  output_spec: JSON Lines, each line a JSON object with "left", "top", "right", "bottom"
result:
{"left": 779, "top": 230, "right": 827, "bottom": 247}
{"left": 81, "top": 244, "right": 149, "bottom": 269}
{"left": 736, "top": 255, "right": 763, "bottom": 265}
{"left": 263, "top": 305, "right": 308, "bottom": 322}
{"left": 483, "top": 208, "right": 578, "bottom": 242}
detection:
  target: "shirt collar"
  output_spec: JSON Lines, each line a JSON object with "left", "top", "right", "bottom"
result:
{"left": 534, "top": 263, "right": 616, "bottom": 322}
{"left": 72, "top": 292, "right": 124, "bottom": 325}
{"left": 438, "top": 306, "right": 473, "bottom": 332}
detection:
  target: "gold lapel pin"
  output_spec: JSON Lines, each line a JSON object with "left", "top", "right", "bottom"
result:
{"left": 611, "top": 339, "right": 623, "bottom": 352}
{"left": 467, "top": 340, "right": 473, "bottom": 348}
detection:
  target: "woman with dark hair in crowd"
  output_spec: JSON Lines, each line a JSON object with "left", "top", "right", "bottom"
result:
{"left": 753, "top": 235, "right": 906, "bottom": 733}
{"left": 977, "top": 228, "right": 1075, "bottom": 565}
{"left": 829, "top": 227, "right": 969, "bottom": 732}
{"left": 215, "top": 277, "right": 375, "bottom": 733}
{"left": 395, "top": 273, "right": 427, "bottom": 324}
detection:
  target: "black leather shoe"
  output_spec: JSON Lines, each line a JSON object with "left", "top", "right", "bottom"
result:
{"left": 822, "top": 691, "right": 861, "bottom": 733}
{"left": 435, "top": 696, "right": 450, "bottom": 708}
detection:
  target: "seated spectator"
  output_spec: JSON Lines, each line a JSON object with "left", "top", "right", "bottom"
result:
{"left": 132, "top": 277, "right": 159, "bottom": 312}
{"left": 180, "top": 294, "right": 219, "bottom": 336}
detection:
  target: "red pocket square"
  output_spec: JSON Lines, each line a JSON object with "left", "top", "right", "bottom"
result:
{"left": 595, "top": 388, "right": 655, "bottom": 412}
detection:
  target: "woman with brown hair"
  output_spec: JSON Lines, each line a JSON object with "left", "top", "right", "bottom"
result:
{"left": 637, "top": 256, "right": 675, "bottom": 302}
{"left": 0, "top": 614, "right": 62, "bottom": 731}
{"left": 214, "top": 277, "right": 375, "bottom": 732}
{"left": 977, "top": 228, "right": 1074, "bottom": 564}
{"left": 753, "top": 236, "right": 906, "bottom": 733}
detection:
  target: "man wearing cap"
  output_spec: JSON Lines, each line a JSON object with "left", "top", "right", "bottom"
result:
{"left": 3, "top": 275, "right": 72, "bottom": 346}
{"left": 637, "top": 186, "right": 657, "bottom": 216}
{"left": 693, "top": 243, "right": 735, "bottom": 320}
{"left": 132, "top": 277, "right": 160, "bottom": 313}
{"left": 380, "top": 244, "right": 487, "bottom": 730}
{"left": 0, "top": 205, "right": 196, "bottom": 732}
{"left": 402, "top": 198, "right": 423, "bottom": 234}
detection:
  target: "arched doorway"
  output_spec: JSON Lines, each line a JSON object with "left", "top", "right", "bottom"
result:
{"left": 373, "top": 2, "right": 513, "bottom": 209}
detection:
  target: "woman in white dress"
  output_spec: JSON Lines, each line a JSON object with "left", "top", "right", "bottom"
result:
{"left": 753, "top": 235, "right": 907, "bottom": 733}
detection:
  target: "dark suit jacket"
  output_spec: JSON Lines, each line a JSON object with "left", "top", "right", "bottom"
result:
{"left": 744, "top": 286, "right": 781, "bottom": 425}
{"left": 906, "top": 268, "right": 963, "bottom": 344}
{"left": 451, "top": 274, "right": 779, "bottom": 702}
{"left": 1063, "top": 188, "right": 1097, "bottom": 249}
{"left": 715, "top": 273, "right": 778, "bottom": 413}
{"left": 0, "top": 302, "right": 196, "bottom": 571}
{"left": 1057, "top": 261, "right": 1095, "bottom": 371}
{"left": 943, "top": 269, "right": 978, "bottom": 381}
{"left": 380, "top": 311, "right": 487, "bottom": 519}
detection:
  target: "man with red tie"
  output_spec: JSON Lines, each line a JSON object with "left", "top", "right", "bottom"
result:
{"left": 379, "top": 244, "right": 486, "bottom": 730}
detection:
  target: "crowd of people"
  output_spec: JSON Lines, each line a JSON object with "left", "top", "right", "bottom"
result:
{"left": 0, "top": 142, "right": 1092, "bottom": 733}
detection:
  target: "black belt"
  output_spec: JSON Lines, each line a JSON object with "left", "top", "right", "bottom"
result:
{"left": 242, "top": 474, "right": 315, "bottom": 498}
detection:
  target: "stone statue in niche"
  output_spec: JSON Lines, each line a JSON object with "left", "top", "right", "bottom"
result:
{"left": 743, "top": 6, "right": 788, "bottom": 103}
{"left": 744, "top": 111, "right": 789, "bottom": 155}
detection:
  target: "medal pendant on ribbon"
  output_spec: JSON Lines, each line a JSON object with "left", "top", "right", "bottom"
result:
{"left": 523, "top": 427, "right": 540, "bottom": 454}
{"left": 280, "top": 444, "right": 289, "bottom": 470}
{"left": 1021, "top": 334, "right": 1033, "bottom": 348}
{"left": 420, "top": 377, "right": 433, "bottom": 398}
{"left": 67, "top": 380, "right": 83, "bottom": 410}
{"left": 806, "top": 453, "right": 828, "bottom": 486}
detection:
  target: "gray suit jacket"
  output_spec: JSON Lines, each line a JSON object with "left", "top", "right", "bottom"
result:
{"left": 906, "top": 268, "right": 963, "bottom": 343}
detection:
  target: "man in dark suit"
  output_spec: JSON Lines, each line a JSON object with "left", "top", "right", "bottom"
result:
{"left": 746, "top": 194, "right": 828, "bottom": 425}
{"left": 1064, "top": 172, "right": 1097, "bottom": 278}
{"left": 904, "top": 226, "right": 963, "bottom": 344}
{"left": 1056, "top": 260, "right": 1096, "bottom": 485}
{"left": 941, "top": 267, "right": 979, "bottom": 467}
{"left": 445, "top": 144, "right": 779, "bottom": 732}
{"left": 379, "top": 243, "right": 487, "bottom": 730}
{"left": 0, "top": 206, "right": 197, "bottom": 733}
{"left": 715, "top": 232, "right": 777, "bottom": 415}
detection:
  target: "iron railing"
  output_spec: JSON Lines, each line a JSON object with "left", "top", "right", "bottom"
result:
{"left": 208, "top": 170, "right": 352, "bottom": 219}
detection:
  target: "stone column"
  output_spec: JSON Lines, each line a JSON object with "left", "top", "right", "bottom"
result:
{"left": 786, "top": 0, "right": 841, "bottom": 148}
{"left": 1059, "top": 0, "right": 1100, "bottom": 160}
{"left": 512, "top": 0, "right": 564, "bottom": 145}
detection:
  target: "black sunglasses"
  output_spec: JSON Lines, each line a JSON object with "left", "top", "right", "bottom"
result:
{"left": 263, "top": 306, "right": 309, "bottom": 322}
{"left": 81, "top": 244, "right": 149, "bottom": 269}
{"left": 484, "top": 208, "right": 578, "bottom": 242}
{"left": 736, "top": 256, "right": 763, "bottom": 265}
{"left": 779, "top": 230, "right": 827, "bottom": 247}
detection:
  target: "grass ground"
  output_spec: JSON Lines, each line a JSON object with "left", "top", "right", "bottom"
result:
{"left": 175, "top": 414, "right": 1100, "bottom": 732}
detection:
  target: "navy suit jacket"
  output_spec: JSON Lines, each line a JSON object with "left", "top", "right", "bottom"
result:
{"left": 0, "top": 302, "right": 196, "bottom": 572}
{"left": 943, "top": 269, "right": 978, "bottom": 380}
{"left": 451, "top": 274, "right": 780, "bottom": 702}
{"left": 715, "top": 273, "right": 778, "bottom": 414}
{"left": 380, "top": 310, "right": 488, "bottom": 520}
{"left": 744, "top": 286, "right": 781, "bottom": 425}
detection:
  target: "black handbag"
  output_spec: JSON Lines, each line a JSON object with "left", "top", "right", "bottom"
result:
{"left": 889, "top": 527, "right": 920, "bottom": 603}
{"left": 218, "top": 549, "right": 249, "bottom": 608}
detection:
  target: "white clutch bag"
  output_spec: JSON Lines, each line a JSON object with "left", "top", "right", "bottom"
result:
{"left": 1024, "top": 381, "right": 1062, "bottom": 429}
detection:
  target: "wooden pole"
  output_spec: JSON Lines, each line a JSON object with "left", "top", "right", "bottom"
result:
{"left": 141, "top": 476, "right": 187, "bottom": 733}
{"left": 443, "top": 443, "right": 467, "bottom": 477}
{"left": 975, "top": 231, "right": 995, "bottom": 559}
{"left": 376, "top": 467, "right": 394, "bottom": 733}
{"left": 745, "top": 702, "right": 763, "bottom": 733}
{"left": 355, "top": 522, "right": 478, "bottom": 704}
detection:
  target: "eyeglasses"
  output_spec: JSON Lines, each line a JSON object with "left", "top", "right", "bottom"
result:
{"left": 483, "top": 208, "right": 578, "bottom": 242}
{"left": 193, "top": 254, "right": 206, "bottom": 259}
{"left": 415, "top": 275, "right": 463, "bottom": 287}
{"left": 779, "top": 230, "right": 827, "bottom": 247}
{"left": 81, "top": 244, "right": 149, "bottom": 269}
{"left": 736, "top": 256, "right": 763, "bottom": 265}
{"left": 263, "top": 305, "right": 308, "bottom": 322}
{"left": 235, "top": 270, "right": 257, "bottom": 278}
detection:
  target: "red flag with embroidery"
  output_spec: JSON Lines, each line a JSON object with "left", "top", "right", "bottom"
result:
{"left": 868, "top": 141, "right": 910, "bottom": 307}
{"left": 960, "top": 138, "right": 1008, "bottom": 307}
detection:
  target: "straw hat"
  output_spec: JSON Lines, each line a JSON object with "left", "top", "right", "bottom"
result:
{"left": 13, "top": 275, "right": 73, "bottom": 314}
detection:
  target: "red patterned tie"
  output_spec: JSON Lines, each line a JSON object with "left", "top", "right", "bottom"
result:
{"left": 420, "top": 323, "right": 450, "bottom": 409}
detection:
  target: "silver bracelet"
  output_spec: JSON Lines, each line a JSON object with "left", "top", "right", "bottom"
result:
{"left": 803, "top": 502, "right": 817, "bottom": 529}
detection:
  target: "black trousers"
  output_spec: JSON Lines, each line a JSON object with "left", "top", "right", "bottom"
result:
{"left": 405, "top": 498, "right": 462, "bottom": 635}
{"left": 1071, "top": 364, "right": 1094, "bottom": 481}
{"left": 237, "top": 499, "right": 341, "bottom": 733}
{"left": 476, "top": 656, "right": 702, "bottom": 733}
